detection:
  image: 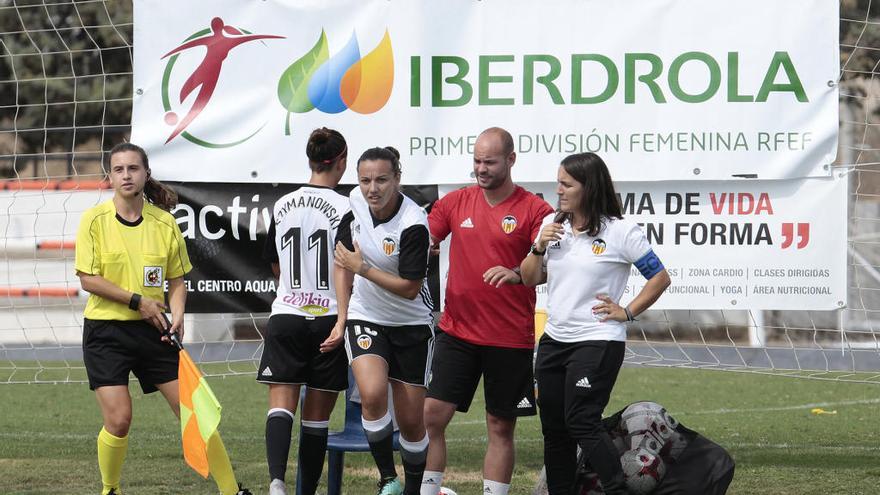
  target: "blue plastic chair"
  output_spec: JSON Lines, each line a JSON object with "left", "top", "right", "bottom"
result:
{"left": 296, "top": 368, "right": 400, "bottom": 495}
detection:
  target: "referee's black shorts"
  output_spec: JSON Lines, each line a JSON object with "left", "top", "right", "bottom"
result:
{"left": 83, "top": 318, "right": 179, "bottom": 394}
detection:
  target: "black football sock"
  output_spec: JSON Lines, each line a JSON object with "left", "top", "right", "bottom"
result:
{"left": 298, "top": 420, "right": 329, "bottom": 495}
{"left": 362, "top": 412, "right": 397, "bottom": 480}
{"left": 265, "top": 408, "right": 294, "bottom": 482}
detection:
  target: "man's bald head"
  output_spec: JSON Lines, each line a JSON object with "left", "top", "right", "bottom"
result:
{"left": 477, "top": 127, "right": 514, "bottom": 156}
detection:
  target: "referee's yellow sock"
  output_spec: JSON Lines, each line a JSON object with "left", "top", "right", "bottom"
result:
{"left": 97, "top": 427, "right": 128, "bottom": 494}
{"left": 206, "top": 431, "right": 239, "bottom": 495}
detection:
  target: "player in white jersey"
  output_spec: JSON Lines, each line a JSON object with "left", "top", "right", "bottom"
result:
{"left": 257, "top": 128, "right": 350, "bottom": 495}
{"left": 333, "top": 146, "right": 433, "bottom": 495}
{"left": 521, "top": 153, "right": 671, "bottom": 495}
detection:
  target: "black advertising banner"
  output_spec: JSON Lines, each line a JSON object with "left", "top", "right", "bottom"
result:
{"left": 171, "top": 182, "right": 439, "bottom": 313}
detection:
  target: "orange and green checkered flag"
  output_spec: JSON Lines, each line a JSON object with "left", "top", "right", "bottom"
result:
{"left": 177, "top": 342, "right": 222, "bottom": 478}
{"left": 166, "top": 321, "right": 244, "bottom": 495}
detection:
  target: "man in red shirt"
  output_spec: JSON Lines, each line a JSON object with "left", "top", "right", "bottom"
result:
{"left": 421, "top": 127, "right": 554, "bottom": 495}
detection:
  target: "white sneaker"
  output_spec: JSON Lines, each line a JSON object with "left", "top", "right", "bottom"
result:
{"left": 269, "top": 478, "right": 288, "bottom": 495}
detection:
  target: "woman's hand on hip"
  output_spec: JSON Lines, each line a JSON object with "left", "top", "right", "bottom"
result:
{"left": 592, "top": 295, "right": 627, "bottom": 322}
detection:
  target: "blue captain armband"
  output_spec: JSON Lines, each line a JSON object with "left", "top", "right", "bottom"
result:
{"left": 634, "top": 250, "right": 664, "bottom": 279}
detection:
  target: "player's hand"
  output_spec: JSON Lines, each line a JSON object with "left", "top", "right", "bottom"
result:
{"left": 320, "top": 320, "right": 346, "bottom": 353}
{"left": 165, "top": 314, "right": 184, "bottom": 344}
{"left": 536, "top": 223, "right": 564, "bottom": 251}
{"left": 429, "top": 236, "right": 441, "bottom": 256}
{"left": 139, "top": 297, "right": 168, "bottom": 331}
{"left": 334, "top": 241, "right": 366, "bottom": 274}
{"left": 483, "top": 266, "right": 521, "bottom": 288}
{"left": 592, "top": 294, "right": 627, "bottom": 322}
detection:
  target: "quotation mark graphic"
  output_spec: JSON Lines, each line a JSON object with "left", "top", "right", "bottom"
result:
{"left": 781, "top": 223, "right": 810, "bottom": 249}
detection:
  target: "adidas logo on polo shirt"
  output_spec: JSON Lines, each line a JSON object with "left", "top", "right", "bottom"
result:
{"left": 262, "top": 367, "right": 273, "bottom": 377}
{"left": 575, "top": 377, "right": 591, "bottom": 388}
{"left": 517, "top": 397, "right": 532, "bottom": 408}
{"left": 460, "top": 217, "right": 474, "bottom": 228}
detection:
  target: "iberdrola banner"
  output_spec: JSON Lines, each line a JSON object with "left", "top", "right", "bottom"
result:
{"left": 131, "top": 0, "right": 838, "bottom": 184}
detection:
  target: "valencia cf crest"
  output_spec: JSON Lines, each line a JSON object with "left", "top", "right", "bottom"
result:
{"left": 501, "top": 215, "right": 517, "bottom": 234}
{"left": 382, "top": 237, "right": 396, "bottom": 255}
{"left": 144, "top": 266, "right": 163, "bottom": 287}
{"left": 357, "top": 334, "right": 372, "bottom": 350}
{"left": 591, "top": 239, "right": 607, "bottom": 255}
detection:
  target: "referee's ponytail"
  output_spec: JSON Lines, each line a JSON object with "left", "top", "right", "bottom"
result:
{"left": 108, "top": 142, "right": 178, "bottom": 211}
{"left": 143, "top": 176, "right": 178, "bottom": 212}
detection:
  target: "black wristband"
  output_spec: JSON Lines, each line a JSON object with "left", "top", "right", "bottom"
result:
{"left": 624, "top": 306, "right": 635, "bottom": 322}
{"left": 129, "top": 293, "right": 142, "bottom": 311}
{"left": 530, "top": 243, "right": 546, "bottom": 256}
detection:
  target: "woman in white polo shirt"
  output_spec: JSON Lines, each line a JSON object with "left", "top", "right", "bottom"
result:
{"left": 520, "top": 152, "right": 670, "bottom": 495}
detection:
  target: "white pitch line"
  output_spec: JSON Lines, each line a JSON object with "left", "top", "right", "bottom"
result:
{"left": 723, "top": 442, "right": 880, "bottom": 453}
{"left": 0, "top": 430, "right": 544, "bottom": 443}
{"left": 0, "top": 432, "right": 877, "bottom": 453}
{"left": 451, "top": 417, "right": 539, "bottom": 426}
{"left": 449, "top": 398, "right": 880, "bottom": 424}
{"left": 677, "top": 397, "right": 880, "bottom": 415}
{"left": 445, "top": 436, "right": 542, "bottom": 444}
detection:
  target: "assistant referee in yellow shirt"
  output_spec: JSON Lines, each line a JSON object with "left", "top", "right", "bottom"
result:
{"left": 75, "top": 142, "right": 191, "bottom": 495}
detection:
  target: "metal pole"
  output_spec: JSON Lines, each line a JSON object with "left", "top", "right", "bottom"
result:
{"left": 749, "top": 310, "right": 765, "bottom": 347}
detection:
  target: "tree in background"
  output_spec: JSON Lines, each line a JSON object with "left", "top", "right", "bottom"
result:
{"left": 0, "top": 0, "right": 133, "bottom": 178}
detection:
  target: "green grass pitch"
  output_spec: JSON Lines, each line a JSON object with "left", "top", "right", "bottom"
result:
{"left": 1, "top": 367, "right": 878, "bottom": 494}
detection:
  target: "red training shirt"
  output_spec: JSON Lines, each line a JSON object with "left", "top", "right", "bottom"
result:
{"left": 429, "top": 185, "right": 554, "bottom": 349}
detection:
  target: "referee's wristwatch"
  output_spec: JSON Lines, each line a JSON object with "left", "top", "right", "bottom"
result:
{"left": 128, "top": 292, "right": 142, "bottom": 311}
{"left": 530, "top": 243, "right": 546, "bottom": 256}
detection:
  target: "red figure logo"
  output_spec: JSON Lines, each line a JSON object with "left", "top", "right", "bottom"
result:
{"left": 161, "top": 17, "right": 284, "bottom": 144}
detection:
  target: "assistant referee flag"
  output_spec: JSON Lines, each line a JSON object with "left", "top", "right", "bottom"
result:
{"left": 169, "top": 328, "right": 240, "bottom": 495}
{"left": 178, "top": 343, "right": 222, "bottom": 478}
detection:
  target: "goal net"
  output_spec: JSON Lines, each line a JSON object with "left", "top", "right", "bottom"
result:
{"left": 2, "top": 0, "right": 880, "bottom": 384}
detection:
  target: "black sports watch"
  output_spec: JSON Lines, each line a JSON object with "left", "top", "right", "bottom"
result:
{"left": 530, "top": 243, "right": 546, "bottom": 256}
{"left": 128, "top": 292, "right": 142, "bottom": 311}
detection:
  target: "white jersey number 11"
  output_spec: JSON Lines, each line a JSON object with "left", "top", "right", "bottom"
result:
{"left": 280, "top": 227, "right": 330, "bottom": 290}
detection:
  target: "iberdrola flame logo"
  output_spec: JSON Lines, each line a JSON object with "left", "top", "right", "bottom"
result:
{"left": 277, "top": 29, "right": 394, "bottom": 134}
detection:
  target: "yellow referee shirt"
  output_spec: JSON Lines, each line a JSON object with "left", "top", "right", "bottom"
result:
{"left": 75, "top": 200, "right": 192, "bottom": 320}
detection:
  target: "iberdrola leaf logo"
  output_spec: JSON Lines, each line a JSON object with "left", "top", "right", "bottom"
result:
{"left": 277, "top": 30, "right": 329, "bottom": 135}
{"left": 277, "top": 29, "right": 394, "bottom": 134}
